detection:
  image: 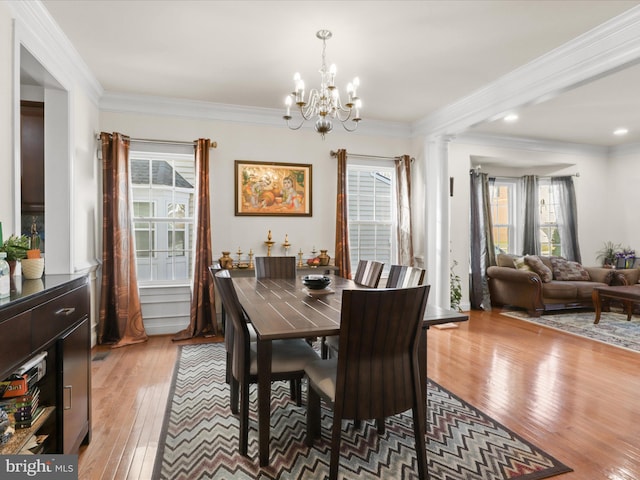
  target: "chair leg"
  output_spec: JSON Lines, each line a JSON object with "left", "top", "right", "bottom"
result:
{"left": 376, "top": 417, "right": 385, "bottom": 434}
{"left": 329, "top": 408, "right": 343, "bottom": 480}
{"left": 321, "top": 337, "right": 329, "bottom": 359}
{"left": 239, "top": 379, "right": 250, "bottom": 456}
{"left": 306, "top": 383, "right": 321, "bottom": 446}
{"left": 412, "top": 386, "right": 427, "bottom": 480}
{"left": 225, "top": 352, "right": 231, "bottom": 385}
{"left": 296, "top": 379, "right": 303, "bottom": 407}
{"left": 289, "top": 380, "right": 297, "bottom": 402}
{"left": 230, "top": 377, "right": 240, "bottom": 414}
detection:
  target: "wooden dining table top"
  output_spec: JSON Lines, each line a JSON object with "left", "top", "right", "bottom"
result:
{"left": 232, "top": 275, "right": 468, "bottom": 341}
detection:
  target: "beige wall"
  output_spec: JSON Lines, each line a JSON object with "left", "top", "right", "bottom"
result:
{"left": 100, "top": 111, "right": 413, "bottom": 262}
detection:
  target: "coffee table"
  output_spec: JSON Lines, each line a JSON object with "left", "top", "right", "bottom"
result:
{"left": 592, "top": 285, "right": 640, "bottom": 324}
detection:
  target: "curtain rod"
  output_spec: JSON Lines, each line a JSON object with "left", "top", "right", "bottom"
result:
{"left": 96, "top": 134, "right": 217, "bottom": 148}
{"left": 330, "top": 150, "right": 414, "bottom": 162}
{"left": 469, "top": 167, "right": 579, "bottom": 178}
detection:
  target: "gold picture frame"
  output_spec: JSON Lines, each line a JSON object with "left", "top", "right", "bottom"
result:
{"left": 235, "top": 160, "right": 312, "bottom": 216}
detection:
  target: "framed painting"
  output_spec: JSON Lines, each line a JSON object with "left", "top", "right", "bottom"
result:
{"left": 235, "top": 160, "right": 312, "bottom": 216}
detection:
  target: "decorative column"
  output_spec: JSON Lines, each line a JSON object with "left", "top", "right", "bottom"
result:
{"left": 423, "top": 135, "right": 453, "bottom": 309}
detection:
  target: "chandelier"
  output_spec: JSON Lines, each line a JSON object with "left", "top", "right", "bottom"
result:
{"left": 283, "top": 30, "right": 362, "bottom": 139}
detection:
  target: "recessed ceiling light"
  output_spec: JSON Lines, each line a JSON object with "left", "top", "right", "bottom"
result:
{"left": 613, "top": 128, "right": 629, "bottom": 136}
{"left": 503, "top": 113, "right": 519, "bottom": 123}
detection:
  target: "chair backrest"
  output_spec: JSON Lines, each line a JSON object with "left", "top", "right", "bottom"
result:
{"left": 335, "top": 285, "right": 430, "bottom": 420}
{"left": 213, "top": 270, "right": 251, "bottom": 379}
{"left": 254, "top": 256, "right": 297, "bottom": 279}
{"left": 385, "top": 265, "right": 426, "bottom": 288}
{"left": 353, "top": 260, "right": 384, "bottom": 288}
{"left": 209, "top": 264, "right": 232, "bottom": 350}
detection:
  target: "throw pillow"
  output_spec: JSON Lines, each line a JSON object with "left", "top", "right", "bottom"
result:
{"left": 524, "top": 255, "right": 553, "bottom": 282}
{"left": 513, "top": 256, "right": 532, "bottom": 271}
{"left": 549, "top": 257, "right": 590, "bottom": 281}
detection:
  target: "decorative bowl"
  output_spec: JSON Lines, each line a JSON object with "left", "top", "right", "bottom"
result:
{"left": 21, "top": 258, "right": 44, "bottom": 279}
{"left": 237, "top": 263, "right": 249, "bottom": 269}
{"left": 302, "top": 275, "right": 331, "bottom": 290}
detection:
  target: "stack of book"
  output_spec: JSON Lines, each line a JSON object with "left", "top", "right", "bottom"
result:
{"left": 0, "top": 386, "right": 41, "bottom": 430}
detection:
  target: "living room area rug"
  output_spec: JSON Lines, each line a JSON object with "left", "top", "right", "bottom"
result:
{"left": 501, "top": 310, "right": 640, "bottom": 353}
{"left": 153, "top": 343, "right": 571, "bottom": 480}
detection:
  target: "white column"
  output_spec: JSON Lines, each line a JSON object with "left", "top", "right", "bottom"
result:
{"left": 423, "top": 135, "right": 452, "bottom": 308}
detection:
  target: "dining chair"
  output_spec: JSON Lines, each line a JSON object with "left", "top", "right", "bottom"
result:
{"left": 352, "top": 259, "right": 384, "bottom": 288}
{"left": 321, "top": 259, "right": 385, "bottom": 359}
{"left": 209, "top": 265, "right": 257, "bottom": 386}
{"left": 254, "top": 256, "right": 297, "bottom": 279}
{"left": 305, "top": 284, "right": 430, "bottom": 480}
{"left": 213, "top": 269, "right": 319, "bottom": 456}
{"left": 385, "top": 264, "right": 426, "bottom": 288}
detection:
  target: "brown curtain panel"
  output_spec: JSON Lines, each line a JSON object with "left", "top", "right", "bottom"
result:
{"left": 334, "top": 149, "right": 351, "bottom": 279}
{"left": 99, "top": 132, "right": 148, "bottom": 348}
{"left": 174, "top": 138, "right": 218, "bottom": 340}
{"left": 395, "top": 155, "right": 414, "bottom": 266}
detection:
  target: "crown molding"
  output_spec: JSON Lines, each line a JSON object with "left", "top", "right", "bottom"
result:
{"left": 609, "top": 141, "right": 640, "bottom": 157}
{"left": 8, "top": 0, "right": 103, "bottom": 105}
{"left": 414, "top": 6, "right": 640, "bottom": 139}
{"left": 454, "top": 133, "right": 609, "bottom": 157}
{"left": 100, "top": 92, "right": 412, "bottom": 138}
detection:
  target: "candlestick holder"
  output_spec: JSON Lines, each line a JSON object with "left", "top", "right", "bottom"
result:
{"left": 236, "top": 247, "right": 243, "bottom": 266}
{"left": 264, "top": 230, "right": 275, "bottom": 256}
{"left": 297, "top": 249, "right": 304, "bottom": 267}
{"left": 283, "top": 234, "right": 291, "bottom": 256}
{"left": 248, "top": 249, "right": 254, "bottom": 269}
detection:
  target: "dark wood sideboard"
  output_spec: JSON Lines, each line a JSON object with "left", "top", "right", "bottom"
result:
{"left": 0, "top": 274, "right": 91, "bottom": 455}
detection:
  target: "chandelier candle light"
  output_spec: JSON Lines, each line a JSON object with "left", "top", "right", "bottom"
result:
{"left": 283, "top": 29, "right": 362, "bottom": 139}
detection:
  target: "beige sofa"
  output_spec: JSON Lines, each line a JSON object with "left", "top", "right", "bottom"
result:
{"left": 486, "top": 254, "right": 640, "bottom": 317}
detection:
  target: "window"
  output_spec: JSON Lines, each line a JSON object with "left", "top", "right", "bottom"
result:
{"left": 488, "top": 177, "right": 561, "bottom": 256}
{"left": 538, "top": 179, "right": 561, "bottom": 256}
{"left": 489, "top": 179, "right": 517, "bottom": 254}
{"left": 130, "top": 152, "right": 195, "bottom": 284}
{"left": 347, "top": 162, "right": 396, "bottom": 274}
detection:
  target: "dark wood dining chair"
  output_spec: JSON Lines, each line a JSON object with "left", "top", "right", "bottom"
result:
{"left": 254, "top": 256, "right": 297, "bottom": 279}
{"left": 385, "top": 264, "right": 426, "bottom": 288}
{"left": 322, "top": 259, "right": 385, "bottom": 358}
{"left": 352, "top": 259, "right": 384, "bottom": 287}
{"left": 209, "top": 265, "right": 257, "bottom": 386}
{"left": 305, "top": 285, "right": 430, "bottom": 480}
{"left": 213, "top": 269, "right": 319, "bottom": 456}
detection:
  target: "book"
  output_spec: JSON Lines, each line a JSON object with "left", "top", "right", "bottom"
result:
{"left": 0, "top": 375, "right": 29, "bottom": 398}
{"left": 0, "top": 386, "right": 39, "bottom": 407}
{"left": 13, "top": 406, "right": 44, "bottom": 430}
{"left": 9, "top": 409, "right": 34, "bottom": 423}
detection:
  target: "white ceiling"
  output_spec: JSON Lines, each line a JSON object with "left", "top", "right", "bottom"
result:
{"left": 39, "top": 0, "right": 640, "bottom": 146}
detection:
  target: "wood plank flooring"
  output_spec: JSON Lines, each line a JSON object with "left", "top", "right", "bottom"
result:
{"left": 78, "top": 308, "right": 640, "bottom": 479}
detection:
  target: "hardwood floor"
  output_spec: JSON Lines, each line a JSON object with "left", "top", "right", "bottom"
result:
{"left": 79, "top": 308, "right": 640, "bottom": 479}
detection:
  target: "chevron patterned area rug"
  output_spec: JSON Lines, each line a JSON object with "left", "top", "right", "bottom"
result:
{"left": 501, "top": 310, "right": 640, "bottom": 353}
{"left": 153, "top": 343, "right": 571, "bottom": 480}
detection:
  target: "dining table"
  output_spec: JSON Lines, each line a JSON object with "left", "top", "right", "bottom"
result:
{"left": 231, "top": 274, "right": 469, "bottom": 467}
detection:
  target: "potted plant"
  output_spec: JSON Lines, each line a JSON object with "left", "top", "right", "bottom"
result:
{"left": 596, "top": 241, "right": 622, "bottom": 267}
{"left": 450, "top": 260, "right": 462, "bottom": 312}
{"left": 0, "top": 234, "right": 30, "bottom": 275}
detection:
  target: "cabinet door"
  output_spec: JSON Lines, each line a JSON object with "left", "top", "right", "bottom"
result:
{"left": 0, "top": 310, "right": 31, "bottom": 378}
{"left": 58, "top": 317, "right": 90, "bottom": 454}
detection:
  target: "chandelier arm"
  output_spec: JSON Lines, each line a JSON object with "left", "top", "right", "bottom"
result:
{"left": 341, "top": 120, "right": 360, "bottom": 133}
{"left": 284, "top": 117, "right": 307, "bottom": 131}
{"left": 334, "top": 108, "right": 353, "bottom": 123}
